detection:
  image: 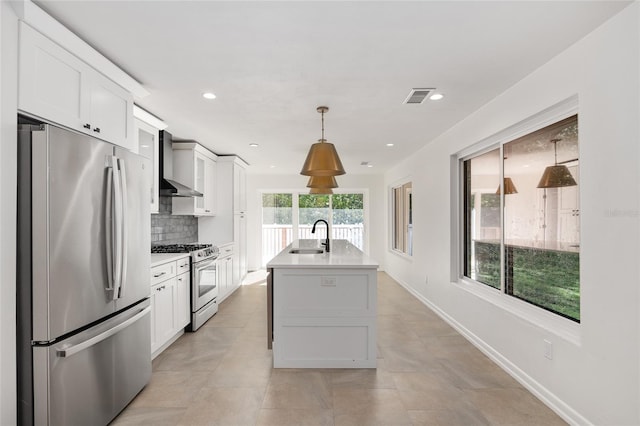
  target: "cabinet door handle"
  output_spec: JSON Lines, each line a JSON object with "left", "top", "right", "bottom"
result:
{"left": 205, "top": 210, "right": 211, "bottom": 213}
{"left": 153, "top": 271, "right": 166, "bottom": 278}
{"left": 93, "top": 127, "right": 101, "bottom": 133}
{"left": 83, "top": 123, "right": 91, "bottom": 129}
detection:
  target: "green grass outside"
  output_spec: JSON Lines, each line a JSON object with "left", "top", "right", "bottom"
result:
{"left": 473, "top": 241, "right": 580, "bottom": 322}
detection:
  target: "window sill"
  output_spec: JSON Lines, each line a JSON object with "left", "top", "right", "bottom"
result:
{"left": 454, "top": 277, "right": 581, "bottom": 345}
{"left": 389, "top": 248, "right": 413, "bottom": 262}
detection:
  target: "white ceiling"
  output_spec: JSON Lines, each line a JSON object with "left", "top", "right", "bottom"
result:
{"left": 35, "top": 0, "right": 630, "bottom": 175}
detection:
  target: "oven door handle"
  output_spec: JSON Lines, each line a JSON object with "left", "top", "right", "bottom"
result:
{"left": 195, "top": 258, "right": 216, "bottom": 270}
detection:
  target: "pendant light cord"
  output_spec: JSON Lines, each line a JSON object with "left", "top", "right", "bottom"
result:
{"left": 321, "top": 109, "right": 325, "bottom": 142}
{"left": 551, "top": 138, "right": 561, "bottom": 165}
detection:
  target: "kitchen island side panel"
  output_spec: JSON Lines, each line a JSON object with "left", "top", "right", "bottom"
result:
{"left": 272, "top": 267, "right": 377, "bottom": 368}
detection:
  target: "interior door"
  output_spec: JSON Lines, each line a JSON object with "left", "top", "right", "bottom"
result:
{"left": 32, "top": 125, "right": 116, "bottom": 342}
{"left": 114, "top": 147, "right": 151, "bottom": 311}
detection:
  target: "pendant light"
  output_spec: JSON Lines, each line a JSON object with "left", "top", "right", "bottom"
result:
{"left": 496, "top": 177, "right": 518, "bottom": 195}
{"left": 309, "top": 187, "right": 333, "bottom": 194}
{"left": 300, "top": 106, "right": 346, "bottom": 177}
{"left": 537, "top": 138, "right": 577, "bottom": 188}
{"left": 496, "top": 155, "right": 518, "bottom": 195}
{"left": 307, "top": 175, "right": 338, "bottom": 189}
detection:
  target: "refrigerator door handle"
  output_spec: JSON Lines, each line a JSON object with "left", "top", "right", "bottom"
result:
{"left": 118, "top": 158, "right": 129, "bottom": 298}
{"left": 112, "top": 156, "right": 124, "bottom": 300}
{"left": 105, "top": 165, "right": 115, "bottom": 293}
{"left": 56, "top": 306, "right": 151, "bottom": 358}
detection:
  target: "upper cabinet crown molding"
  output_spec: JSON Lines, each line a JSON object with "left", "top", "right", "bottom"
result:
{"left": 133, "top": 105, "right": 167, "bottom": 130}
{"left": 13, "top": 0, "right": 149, "bottom": 99}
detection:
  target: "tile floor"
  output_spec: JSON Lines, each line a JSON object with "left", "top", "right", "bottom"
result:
{"left": 112, "top": 272, "right": 566, "bottom": 426}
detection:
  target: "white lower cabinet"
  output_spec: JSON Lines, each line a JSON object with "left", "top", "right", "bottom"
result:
{"left": 151, "top": 277, "right": 176, "bottom": 355}
{"left": 150, "top": 256, "right": 190, "bottom": 358}
{"left": 176, "top": 271, "right": 190, "bottom": 330}
{"left": 217, "top": 243, "right": 237, "bottom": 303}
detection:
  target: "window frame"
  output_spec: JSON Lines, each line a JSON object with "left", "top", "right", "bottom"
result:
{"left": 452, "top": 96, "right": 581, "bottom": 343}
{"left": 389, "top": 179, "right": 413, "bottom": 258}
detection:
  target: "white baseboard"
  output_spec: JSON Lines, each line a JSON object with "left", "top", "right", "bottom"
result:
{"left": 384, "top": 271, "right": 591, "bottom": 426}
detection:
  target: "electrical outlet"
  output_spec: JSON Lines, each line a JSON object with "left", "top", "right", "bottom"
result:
{"left": 544, "top": 339, "right": 553, "bottom": 360}
{"left": 320, "top": 276, "right": 336, "bottom": 287}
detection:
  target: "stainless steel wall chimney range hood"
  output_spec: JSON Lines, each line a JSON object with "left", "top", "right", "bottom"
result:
{"left": 159, "top": 131, "right": 203, "bottom": 197}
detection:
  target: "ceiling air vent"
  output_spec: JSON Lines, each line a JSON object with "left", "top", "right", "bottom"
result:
{"left": 404, "top": 88, "right": 435, "bottom": 104}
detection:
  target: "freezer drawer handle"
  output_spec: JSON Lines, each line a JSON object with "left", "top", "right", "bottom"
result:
{"left": 56, "top": 306, "right": 151, "bottom": 358}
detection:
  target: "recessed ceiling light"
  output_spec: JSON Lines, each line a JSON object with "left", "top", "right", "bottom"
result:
{"left": 386, "top": 143, "right": 394, "bottom": 147}
{"left": 367, "top": 164, "right": 374, "bottom": 168}
{"left": 429, "top": 93, "right": 444, "bottom": 101}
{"left": 269, "top": 165, "right": 276, "bottom": 169}
{"left": 202, "top": 92, "right": 216, "bottom": 100}
{"left": 249, "top": 143, "right": 259, "bottom": 147}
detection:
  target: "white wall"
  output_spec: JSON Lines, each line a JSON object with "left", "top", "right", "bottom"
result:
{"left": 383, "top": 4, "right": 639, "bottom": 425}
{"left": 0, "top": 2, "right": 18, "bottom": 424}
{"left": 245, "top": 173, "right": 385, "bottom": 271}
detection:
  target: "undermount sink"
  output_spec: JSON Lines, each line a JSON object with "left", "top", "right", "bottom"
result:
{"left": 289, "top": 248, "right": 324, "bottom": 254}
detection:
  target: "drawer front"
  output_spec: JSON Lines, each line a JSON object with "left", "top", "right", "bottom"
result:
{"left": 151, "top": 261, "right": 176, "bottom": 286}
{"left": 176, "top": 257, "right": 190, "bottom": 274}
{"left": 219, "top": 245, "right": 233, "bottom": 258}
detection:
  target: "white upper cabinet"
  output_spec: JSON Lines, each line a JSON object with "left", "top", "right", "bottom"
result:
{"left": 172, "top": 142, "right": 217, "bottom": 216}
{"left": 134, "top": 118, "right": 160, "bottom": 214}
{"left": 18, "top": 22, "right": 134, "bottom": 150}
{"left": 233, "top": 162, "right": 247, "bottom": 214}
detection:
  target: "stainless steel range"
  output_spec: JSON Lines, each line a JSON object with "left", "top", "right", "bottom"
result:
{"left": 151, "top": 244, "right": 220, "bottom": 331}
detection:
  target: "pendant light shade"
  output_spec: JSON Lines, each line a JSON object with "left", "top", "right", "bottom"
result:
{"left": 537, "top": 138, "right": 577, "bottom": 188}
{"left": 307, "top": 175, "right": 338, "bottom": 189}
{"left": 537, "top": 165, "right": 577, "bottom": 188}
{"left": 300, "top": 106, "right": 346, "bottom": 177}
{"left": 496, "top": 177, "right": 518, "bottom": 195}
{"left": 309, "top": 187, "right": 333, "bottom": 194}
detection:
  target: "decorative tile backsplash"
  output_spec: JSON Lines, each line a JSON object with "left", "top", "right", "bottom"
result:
{"left": 151, "top": 197, "right": 198, "bottom": 245}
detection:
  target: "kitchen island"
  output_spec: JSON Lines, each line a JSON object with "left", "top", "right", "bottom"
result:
{"left": 267, "top": 239, "right": 378, "bottom": 368}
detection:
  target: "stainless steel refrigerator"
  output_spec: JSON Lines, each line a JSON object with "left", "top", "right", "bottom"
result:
{"left": 17, "top": 122, "right": 152, "bottom": 425}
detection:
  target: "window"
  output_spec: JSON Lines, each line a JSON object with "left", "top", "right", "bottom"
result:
{"left": 298, "top": 194, "right": 330, "bottom": 240}
{"left": 462, "top": 115, "right": 580, "bottom": 322}
{"left": 331, "top": 193, "right": 364, "bottom": 249}
{"left": 261, "top": 191, "right": 366, "bottom": 266}
{"left": 391, "top": 181, "right": 412, "bottom": 256}
{"left": 262, "top": 193, "right": 293, "bottom": 265}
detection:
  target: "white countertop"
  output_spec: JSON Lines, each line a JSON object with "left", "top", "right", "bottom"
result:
{"left": 151, "top": 253, "right": 190, "bottom": 267}
{"left": 267, "top": 239, "right": 378, "bottom": 269}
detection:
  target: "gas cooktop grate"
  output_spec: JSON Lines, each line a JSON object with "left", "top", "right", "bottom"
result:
{"left": 151, "top": 243, "right": 213, "bottom": 254}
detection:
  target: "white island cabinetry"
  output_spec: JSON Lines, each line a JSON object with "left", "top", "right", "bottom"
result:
{"left": 267, "top": 239, "right": 378, "bottom": 369}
